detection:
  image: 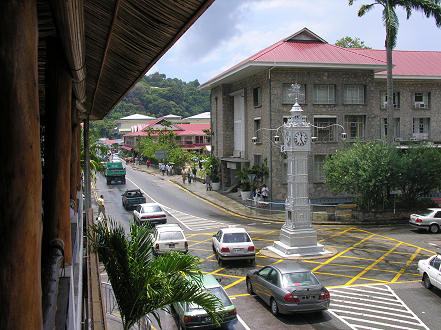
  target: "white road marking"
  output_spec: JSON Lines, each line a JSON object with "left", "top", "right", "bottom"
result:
{"left": 236, "top": 314, "right": 251, "bottom": 330}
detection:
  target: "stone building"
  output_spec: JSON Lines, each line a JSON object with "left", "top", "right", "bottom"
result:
{"left": 200, "top": 28, "right": 441, "bottom": 202}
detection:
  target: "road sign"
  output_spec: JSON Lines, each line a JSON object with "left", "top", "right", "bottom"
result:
{"left": 155, "top": 150, "right": 168, "bottom": 160}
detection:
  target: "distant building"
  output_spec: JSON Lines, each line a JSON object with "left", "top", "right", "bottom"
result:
{"left": 123, "top": 117, "right": 211, "bottom": 154}
{"left": 182, "top": 112, "right": 210, "bottom": 124}
{"left": 200, "top": 27, "right": 441, "bottom": 202}
{"left": 163, "top": 114, "right": 182, "bottom": 122}
{"left": 115, "top": 114, "right": 156, "bottom": 136}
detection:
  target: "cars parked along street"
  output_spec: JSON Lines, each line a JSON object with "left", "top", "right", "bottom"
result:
{"left": 418, "top": 254, "right": 441, "bottom": 290}
{"left": 133, "top": 202, "right": 167, "bottom": 226}
{"left": 153, "top": 224, "right": 188, "bottom": 255}
{"left": 172, "top": 274, "right": 237, "bottom": 329}
{"left": 212, "top": 227, "right": 255, "bottom": 266}
{"left": 246, "top": 261, "right": 330, "bottom": 316}
{"left": 409, "top": 208, "right": 441, "bottom": 233}
{"left": 121, "top": 189, "right": 146, "bottom": 210}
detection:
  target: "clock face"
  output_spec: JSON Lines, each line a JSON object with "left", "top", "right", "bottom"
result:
{"left": 294, "top": 131, "right": 308, "bottom": 146}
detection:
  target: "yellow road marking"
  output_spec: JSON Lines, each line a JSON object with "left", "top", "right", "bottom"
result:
{"left": 345, "top": 242, "right": 403, "bottom": 286}
{"left": 224, "top": 277, "right": 246, "bottom": 290}
{"left": 210, "top": 267, "right": 225, "bottom": 274}
{"left": 229, "top": 293, "right": 250, "bottom": 298}
{"left": 318, "top": 227, "right": 354, "bottom": 243}
{"left": 312, "top": 234, "right": 376, "bottom": 273}
{"left": 391, "top": 247, "right": 422, "bottom": 283}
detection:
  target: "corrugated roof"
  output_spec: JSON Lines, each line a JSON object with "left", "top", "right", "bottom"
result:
{"left": 119, "top": 114, "right": 156, "bottom": 120}
{"left": 124, "top": 123, "right": 209, "bottom": 137}
{"left": 185, "top": 112, "right": 210, "bottom": 119}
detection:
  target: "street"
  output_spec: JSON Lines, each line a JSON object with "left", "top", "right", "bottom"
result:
{"left": 95, "top": 165, "right": 441, "bottom": 330}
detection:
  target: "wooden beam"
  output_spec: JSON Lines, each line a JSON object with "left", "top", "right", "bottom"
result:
{"left": 43, "top": 37, "right": 73, "bottom": 265}
{"left": 0, "top": 1, "right": 42, "bottom": 328}
{"left": 70, "top": 107, "right": 80, "bottom": 208}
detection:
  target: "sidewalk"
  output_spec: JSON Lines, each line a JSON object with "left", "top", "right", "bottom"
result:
{"left": 130, "top": 162, "right": 285, "bottom": 222}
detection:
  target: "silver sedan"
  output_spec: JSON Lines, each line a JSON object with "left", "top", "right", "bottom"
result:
{"left": 246, "top": 262, "right": 330, "bottom": 315}
{"left": 409, "top": 208, "right": 441, "bottom": 233}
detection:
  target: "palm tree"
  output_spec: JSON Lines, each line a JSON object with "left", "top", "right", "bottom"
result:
{"left": 349, "top": 0, "right": 441, "bottom": 143}
{"left": 88, "top": 218, "right": 221, "bottom": 329}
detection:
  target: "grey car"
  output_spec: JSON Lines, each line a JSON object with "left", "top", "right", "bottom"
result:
{"left": 246, "top": 262, "right": 330, "bottom": 315}
{"left": 409, "top": 208, "right": 441, "bottom": 233}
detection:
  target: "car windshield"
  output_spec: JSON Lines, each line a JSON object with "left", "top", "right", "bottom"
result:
{"left": 282, "top": 271, "right": 319, "bottom": 287}
{"left": 187, "top": 287, "right": 232, "bottom": 311}
{"left": 142, "top": 205, "right": 162, "bottom": 213}
{"left": 159, "top": 231, "right": 184, "bottom": 241}
{"left": 222, "top": 233, "right": 250, "bottom": 243}
{"left": 418, "top": 210, "right": 435, "bottom": 216}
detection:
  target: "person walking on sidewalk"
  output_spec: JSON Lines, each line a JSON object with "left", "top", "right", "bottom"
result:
{"left": 192, "top": 167, "right": 197, "bottom": 180}
{"left": 261, "top": 184, "right": 269, "bottom": 201}
{"left": 147, "top": 159, "right": 150, "bottom": 168}
{"left": 187, "top": 168, "right": 192, "bottom": 184}
{"left": 205, "top": 173, "right": 212, "bottom": 191}
{"left": 181, "top": 169, "right": 187, "bottom": 184}
{"left": 97, "top": 194, "right": 106, "bottom": 218}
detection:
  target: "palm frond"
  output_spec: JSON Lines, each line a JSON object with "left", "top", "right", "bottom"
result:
{"left": 358, "top": 3, "right": 376, "bottom": 16}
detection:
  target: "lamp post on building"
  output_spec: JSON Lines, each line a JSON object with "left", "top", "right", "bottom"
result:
{"left": 267, "top": 83, "right": 331, "bottom": 257}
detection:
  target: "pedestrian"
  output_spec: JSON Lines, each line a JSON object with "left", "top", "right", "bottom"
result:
{"left": 97, "top": 194, "right": 106, "bottom": 218}
{"left": 253, "top": 187, "right": 261, "bottom": 205}
{"left": 261, "top": 184, "right": 269, "bottom": 201}
{"left": 181, "top": 169, "right": 187, "bottom": 184}
{"left": 147, "top": 159, "right": 150, "bottom": 168}
{"left": 161, "top": 163, "right": 165, "bottom": 176}
{"left": 192, "top": 167, "right": 197, "bottom": 180}
{"left": 187, "top": 168, "right": 192, "bottom": 184}
{"left": 205, "top": 173, "right": 212, "bottom": 191}
{"left": 198, "top": 160, "right": 203, "bottom": 170}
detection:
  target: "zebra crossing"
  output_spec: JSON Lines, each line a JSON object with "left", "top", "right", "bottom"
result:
{"left": 161, "top": 205, "right": 225, "bottom": 231}
{"left": 328, "top": 284, "right": 429, "bottom": 330}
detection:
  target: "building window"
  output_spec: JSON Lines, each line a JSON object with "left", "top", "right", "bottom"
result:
{"left": 381, "top": 118, "right": 400, "bottom": 140}
{"left": 414, "top": 92, "right": 431, "bottom": 109}
{"left": 282, "top": 84, "right": 306, "bottom": 104}
{"left": 313, "top": 84, "right": 335, "bottom": 104}
{"left": 253, "top": 87, "right": 261, "bottom": 107}
{"left": 313, "top": 117, "right": 337, "bottom": 142}
{"left": 254, "top": 154, "right": 262, "bottom": 166}
{"left": 412, "top": 118, "right": 430, "bottom": 139}
{"left": 195, "top": 136, "right": 204, "bottom": 144}
{"left": 344, "top": 85, "right": 365, "bottom": 104}
{"left": 344, "top": 115, "right": 365, "bottom": 140}
{"left": 313, "top": 155, "right": 327, "bottom": 182}
{"left": 381, "top": 91, "right": 400, "bottom": 109}
{"left": 253, "top": 118, "right": 261, "bottom": 143}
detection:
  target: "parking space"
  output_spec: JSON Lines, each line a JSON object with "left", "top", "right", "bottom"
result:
{"left": 185, "top": 226, "right": 436, "bottom": 298}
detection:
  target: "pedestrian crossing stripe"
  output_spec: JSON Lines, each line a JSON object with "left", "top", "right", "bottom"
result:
{"left": 161, "top": 205, "right": 225, "bottom": 231}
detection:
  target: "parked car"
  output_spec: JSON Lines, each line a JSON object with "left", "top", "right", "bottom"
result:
{"left": 172, "top": 274, "right": 237, "bottom": 329}
{"left": 212, "top": 227, "right": 255, "bottom": 266}
{"left": 246, "top": 261, "right": 330, "bottom": 315}
{"left": 409, "top": 208, "right": 441, "bottom": 233}
{"left": 133, "top": 202, "right": 167, "bottom": 226}
{"left": 418, "top": 254, "right": 441, "bottom": 290}
{"left": 152, "top": 224, "right": 188, "bottom": 255}
{"left": 121, "top": 189, "right": 146, "bottom": 210}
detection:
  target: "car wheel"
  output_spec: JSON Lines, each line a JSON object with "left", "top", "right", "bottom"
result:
{"left": 429, "top": 224, "right": 440, "bottom": 234}
{"left": 217, "top": 254, "right": 223, "bottom": 266}
{"left": 249, "top": 258, "right": 255, "bottom": 266}
{"left": 270, "top": 298, "right": 279, "bottom": 316}
{"left": 246, "top": 278, "right": 254, "bottom": 294}
{"left": 423, "top": 273, "right": 432, "bottom": 289}
{"left": 212, "top": 244, "right": 215, "bottom": 252}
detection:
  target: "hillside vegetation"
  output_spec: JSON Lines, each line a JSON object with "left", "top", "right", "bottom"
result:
{"left": 92, "top": 72, "right": 210, "bottom": 137}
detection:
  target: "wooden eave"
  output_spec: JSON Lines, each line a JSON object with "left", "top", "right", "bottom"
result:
{"left": 37, "top": 0, "right": 214, "bottom": 121}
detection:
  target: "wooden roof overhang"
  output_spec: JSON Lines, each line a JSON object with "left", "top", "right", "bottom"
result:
{"left": 37, "top": 0, "right": 214, "bottom": 120}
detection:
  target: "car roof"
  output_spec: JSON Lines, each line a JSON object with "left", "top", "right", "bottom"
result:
{"left": 155, "top": 224, "right": 182, "bottom": 232}
{"left": 427, "top": 208, "right": 441, "bottom": 211}
{"left": 221, "top": 227, "right": 247, "bottom": 234}
{"left": 139, "top": 202, "right": 161, "bottom": 207}
{"left": 270, "top": 261, "right": 310, "bottom": 274}
{"left": 201, "top": 274, "right": 221, "bottom": 288}
{"left": 125, "top": 189, "right": 141, "bottom": 193}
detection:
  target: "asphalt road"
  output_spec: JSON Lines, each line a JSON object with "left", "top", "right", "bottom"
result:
{"left": 95, "top": 166, "right": 441, "bottom": 330}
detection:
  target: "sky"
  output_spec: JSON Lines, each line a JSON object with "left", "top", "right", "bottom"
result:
{"left": 148, "top": 0, "right": 441, "bottom": 84}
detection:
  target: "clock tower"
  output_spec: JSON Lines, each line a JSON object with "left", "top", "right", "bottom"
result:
{"left": 268, "top": 84, "right": 328, "bottom": 257}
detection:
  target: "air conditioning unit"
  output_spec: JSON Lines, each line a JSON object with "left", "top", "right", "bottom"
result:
{"left": 383, "top": 101, "right": 388, "bottom": 109}
{"left": 415, "top": 102, "right": 426, "bottom": 109}
{"left": 394, "top": 137, "right": 402, "bottom": 142}
{"left": 410, "top": 137, "right": 418, "bottom": 141}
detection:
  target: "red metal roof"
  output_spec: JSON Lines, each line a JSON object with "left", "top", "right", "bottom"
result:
{"left": 350, "top": 49, "right": 441, "bottom": 77}
{"left": 124, "top": 123, "right": 210, "bottom": 137}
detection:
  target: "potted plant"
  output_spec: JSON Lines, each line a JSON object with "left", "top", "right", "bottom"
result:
{"left": 236, "top": 167, "right": 251, "bottom": 200}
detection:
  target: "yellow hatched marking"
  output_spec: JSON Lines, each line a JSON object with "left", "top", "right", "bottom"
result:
{"left": 345, "top": 242, "right": 403, "bottom": 286}
{"left": 210, "top": 267, "right": 225, "bottom": 275}
{"left": 189, "top": 237, "right": 213, "bottom": 247}
{"left": 223, "top": 277, "right": 246, "bottom": 290}
{"left": 314, "top": 271, "right": 388, "bottom": 283}
{"left": 312, "top": 234, "right": 376, "bottom": 272}
{"left": 199, "top": 254, "right": 216, "bottom": 262}
{"left": 229, "top": 293, "right": 250, "bottom": 298}
{"left": 200, "top": 271, "right": 243, "bottom": 279}
{"left": 391, "top": 247, "right": 421, "bottom": 283}
{"left": 318, "top": 227, "right": 354, "bottom": 243}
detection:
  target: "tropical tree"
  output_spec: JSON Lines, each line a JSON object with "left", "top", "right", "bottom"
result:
{"left": 81, "top": 127, "right": 107, "bottom": 180}
{"left": 335, "top": 36, "right": 371, "bottom": 48}
{"left": 88, "top": 218, "right": 221, "bottom": 330}
{"left": 349, "top": 0, "right": 441, "bottom": 143}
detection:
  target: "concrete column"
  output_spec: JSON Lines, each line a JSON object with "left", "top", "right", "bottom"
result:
{"left": 0, "top": 1, "right": 43, "bottom": 328}
{"left": 43, "top": 37, "right": 72, "bottom": 265}
{"left": 70, "top": 107, "right": 80, "bottom": 209}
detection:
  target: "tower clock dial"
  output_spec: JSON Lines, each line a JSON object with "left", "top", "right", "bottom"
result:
{"left": 294, "top": 131, "right": 308, "bottom": 146}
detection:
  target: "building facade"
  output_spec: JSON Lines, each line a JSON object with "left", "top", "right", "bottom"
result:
{"left": 200, "top": 28, "right": 441, "bottom": 202}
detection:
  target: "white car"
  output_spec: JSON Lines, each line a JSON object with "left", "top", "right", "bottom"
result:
{"left": 152, "top": 224, "right": 188, "bottom": 255}
{"left": 133, "top": 203, "right": 167, "bottom": 226}
{"left": 409, "top": 208, "right": 441, "bottom": 234}
{"left": 212, "top": 227, "right": 255, "bottom": 266}
{"left": 418, "top": 254, "right": 441, "bottom": 290}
